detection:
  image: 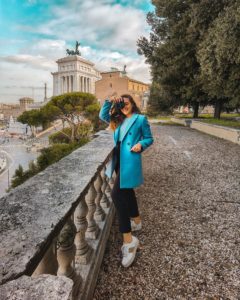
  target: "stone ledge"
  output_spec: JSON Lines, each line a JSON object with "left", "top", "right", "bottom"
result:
{"left": 0, "top": 274, "right": 73, "bottom": 300}
{"left": 171, "top": 117, "right": 240, "bottom": 145}
{"left": 0, "top": 130, "right": 114, "bottom": 285}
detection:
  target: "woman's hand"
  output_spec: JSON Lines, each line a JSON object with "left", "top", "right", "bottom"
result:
{"left": 109, "top": 95, "right": 122, "bottom": 103}
{"left": 131, "top": 143, "right": 142, "bottom": 153}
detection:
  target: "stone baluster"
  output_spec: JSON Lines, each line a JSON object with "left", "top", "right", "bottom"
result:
{"left": 57, "top": 218, "right": 81, "bottom": 297}
{"left": 94, "top": 173, "right": 106, "bottom": 222}
{"left": 85, "top": 183, "right": 99, "bottom": 239}
{"left": 74, "top": 198, "right": 92, "bottom": 264}
{"left": 105, "top": 176, "right": 112, "bottom": 197}
{"left": 109, "top": 171, "right": 115, "bottom": 188}
{"left": 32, "top": 240, "right": 58, "bottom": 276}
{"left": 100, "top": 167, "right": 110, "bottom": 208}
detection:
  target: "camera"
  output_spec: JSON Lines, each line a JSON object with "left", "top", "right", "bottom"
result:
{"left": 110, "top": 98, "right": 125, "bottom": 123}
{"left": 115, "top": 98, "right": 125, "bottom": 110}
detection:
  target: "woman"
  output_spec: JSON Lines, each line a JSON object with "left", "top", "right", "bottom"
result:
{"left": 99, "top": 94, "right": 154, "bottom": 267}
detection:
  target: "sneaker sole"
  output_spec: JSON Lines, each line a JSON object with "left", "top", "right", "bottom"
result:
{"left": 122, "top": 239, "right": 139, "bottom": 268}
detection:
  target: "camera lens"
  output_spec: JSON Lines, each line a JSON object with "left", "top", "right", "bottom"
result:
{"left": 116, "top": 100, "right": 125, "bottom": 109}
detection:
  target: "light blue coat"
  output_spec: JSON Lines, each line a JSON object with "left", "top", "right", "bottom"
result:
{"left": 99, "top": 100, "right": 154, "bottom": 188}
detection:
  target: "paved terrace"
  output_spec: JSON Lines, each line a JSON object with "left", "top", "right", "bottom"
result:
{"left": 94, "top": 124, "right": 240, "bottom": 299}
{"left": 0, "top": 125, "right": 239, "bottom": 299}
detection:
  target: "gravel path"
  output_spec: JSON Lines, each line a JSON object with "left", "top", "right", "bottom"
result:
{"left": 94, "top": 125, "right": 240, "bottom": 300}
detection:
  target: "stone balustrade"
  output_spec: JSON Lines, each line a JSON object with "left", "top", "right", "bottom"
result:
{"left": 0, "top": 130, "right": 115, "bottom": 300}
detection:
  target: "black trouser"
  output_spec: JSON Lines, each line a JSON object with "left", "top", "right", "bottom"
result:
{"left": 111, "top": 142, "right": 139, "bottom": 233}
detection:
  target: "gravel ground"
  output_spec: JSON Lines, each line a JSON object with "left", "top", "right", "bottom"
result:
{"left": 94, "top": 125, "right": 240, "bottom": 300}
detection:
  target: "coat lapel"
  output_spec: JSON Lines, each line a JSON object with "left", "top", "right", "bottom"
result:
{"left": 121, "top": 114, "right": 139, "bottom": 142}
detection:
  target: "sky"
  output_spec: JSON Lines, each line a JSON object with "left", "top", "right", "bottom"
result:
{"left": 0, "top": 0, "right": 154, "bottom": 104}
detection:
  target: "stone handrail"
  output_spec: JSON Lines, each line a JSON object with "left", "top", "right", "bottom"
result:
{"left": 0, "top": 130, "right": 115, "bottom": 300}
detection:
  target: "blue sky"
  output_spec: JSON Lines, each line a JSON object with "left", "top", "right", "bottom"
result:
{"left": 0, "top": 0, "right": 154, "bottom": 103}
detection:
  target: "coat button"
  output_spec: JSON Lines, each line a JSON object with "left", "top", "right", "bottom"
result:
{"left": 127, "top": 142, "right": 130, "bottom": 145}
{"left": 129, "top": 132, "right": 132, "bottom": 135}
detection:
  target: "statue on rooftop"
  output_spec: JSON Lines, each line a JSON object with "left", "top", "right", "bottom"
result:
{"left": 66, "top": 41, "right": 81, "bottom": 56}
{"left": 122, "top": 65, "right": 127, "bottom": 76}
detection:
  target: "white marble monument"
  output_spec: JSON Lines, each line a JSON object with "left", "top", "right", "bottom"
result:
{"left": 52, "top": 55, "right": 101, "bottom": 96}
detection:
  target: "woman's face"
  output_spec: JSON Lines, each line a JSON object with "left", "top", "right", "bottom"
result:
{"left": 121, "top": 98, "right": 133, "bottom": 116}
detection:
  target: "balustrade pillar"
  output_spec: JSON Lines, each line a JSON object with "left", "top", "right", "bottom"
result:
{"left": 94, "top": 173, "right": 106, "bottom": 222}
{"left": 74, "top": 198, "right": 92, "bottom": 264}
{"left": 85, "top": 184, "right": 99, "bottom": 239}
{"left": 32, "top": 241, "right": 58, "bottom": 276}
{"left": 109, "top": 177, "right": 115, "bottom": 189}
{"left": 100, "top": 167, "right": 110, "bottom": 208}
{"left": 105, "top": 177, "right": 112, "bottom": 197}
{"left": 57, "top": 218, "right": 81, "bottom": 296}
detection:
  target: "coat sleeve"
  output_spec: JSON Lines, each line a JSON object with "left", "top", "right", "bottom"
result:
{"left": 139, "top": 115, "right": 154, "bottom": 152}
{"left": 99, "top": 100, "right": 112, "bottom": 124}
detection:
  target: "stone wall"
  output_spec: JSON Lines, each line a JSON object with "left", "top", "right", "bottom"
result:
{"left": 171, "top": 117, "right": 240, "bottom": 145}
{"left": 0, "top": 130, "right": 115, "bottom": 299}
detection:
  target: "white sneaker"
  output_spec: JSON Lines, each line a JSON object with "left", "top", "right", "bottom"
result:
{"left": 121, "top": 236, "right": 139, "bottom": 268}
{"left": 131, "top": 220, "right": 142, "bottom": 232}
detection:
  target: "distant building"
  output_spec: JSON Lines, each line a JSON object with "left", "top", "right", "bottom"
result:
{"left": 52, "top": 55, "right": 101, "bottom": 96}
{"left": 95, "top": 67, "right": 150, "bottom": 110}
{"left": 0, "top": 103, "right": 22, "bottom": 120}
{"left": 19, "top": 97, "right": 34, "bottom": 111}
{"left": 201, "top": 105, "right": 214, "bottom": 114}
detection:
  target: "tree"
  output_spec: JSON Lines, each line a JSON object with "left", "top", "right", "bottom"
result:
{"left": 17, "top": 109, "right": 43, "bottom": 135}
{"left": 83, "top": 103, "right": 103, "bottom": 131}
{"left": 137, "top": 0, "right": 234, "bottom": 118}
{"left": 138, "top": 1, "right": 206, "bottom": 117}
{"left": 44, "top": 92, "right": 97, "bottom": 142}
{"left": 197, "top": 1, "right": 240, "bottom": 118}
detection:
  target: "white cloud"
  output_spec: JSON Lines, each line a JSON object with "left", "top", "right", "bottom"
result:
{"left": 80, "top": 46, "right": 151, "bottom": 83}
{"left": 1, "top": 0, "right": 152, "bottom": 103}
{"left": 1, "top": 54, "right": 55, "bottom": 71}
{"left": 20, "top": 39, "right": 67, "bottom": 59}
{"left": 19, "top": 0, "right": 149, "bottom": 52}
{"left": 0, "top": 57, "right": 53, "bottom": 103}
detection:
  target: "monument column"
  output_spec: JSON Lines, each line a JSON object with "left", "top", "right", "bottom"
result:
{"left": 67, "top": 76, "right": 69, "bottom": 93}
{"left": 74, "top": 74, "right": 78, "bottom": 91}
{"left": 88, "top": 78, "right": 91, "bottom": 93}
{"left": 79, "top": 76, "right": 81, "bottom": 92}
{"left": 82, "top": 77, "right": 84, "bottom": 92}
{"left": 71, "top": 75, "right": 73, "bottom": 92}
{"left": 62, "top": 77, "right": 65, "bottom": 93}
{"left": 85, "top": 78, "right": 87, "bottom": 92}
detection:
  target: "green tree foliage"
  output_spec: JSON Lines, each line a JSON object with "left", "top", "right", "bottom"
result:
{"left": 83, "top": 103, "right": 107, "bottom": 131}
{"left": 11, "top": 161, "right": 40, "bottom": 188}
{"left": 11, "top": 165, "right": 25, "bottom": 188}
{"left": 138, "top": 1, "right": 206, "bottom": 117}
{"left": 11, "top": 138, "right": 89, "bottom": 188}
{"left": 197, "top": 1, "right": 240, "bottom": 117}
{"left": 49, "top": 123, "right": 92, "bottom": 144}
{"left": 45, "top": 92, "right": 98, "bottom": 142}
{"left": 138, "top": 0, "right": 239, "bottom": 118}
{"left": 11, "top": 93, "right": 98, "bottom": 189}
{"left": 37, "top": 140, "right": 88, "bottom": 170}
{"left": 17, "top": 109, "right": 43, "bottom": 134}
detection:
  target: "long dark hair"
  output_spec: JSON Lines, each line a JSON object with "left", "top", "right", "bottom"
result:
{"left": 109, "top": 94, "right": 141, "bottom": 130}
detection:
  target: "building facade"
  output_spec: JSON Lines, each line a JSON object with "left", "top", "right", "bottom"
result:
{"left": 52, "top": 55, "right": 101, "bottom": 96}
{"left": 19, "top": 97, "right": 34, "bottom": 111}
{"left": 95, "top": 68, "right": 149, "bottom": 110}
